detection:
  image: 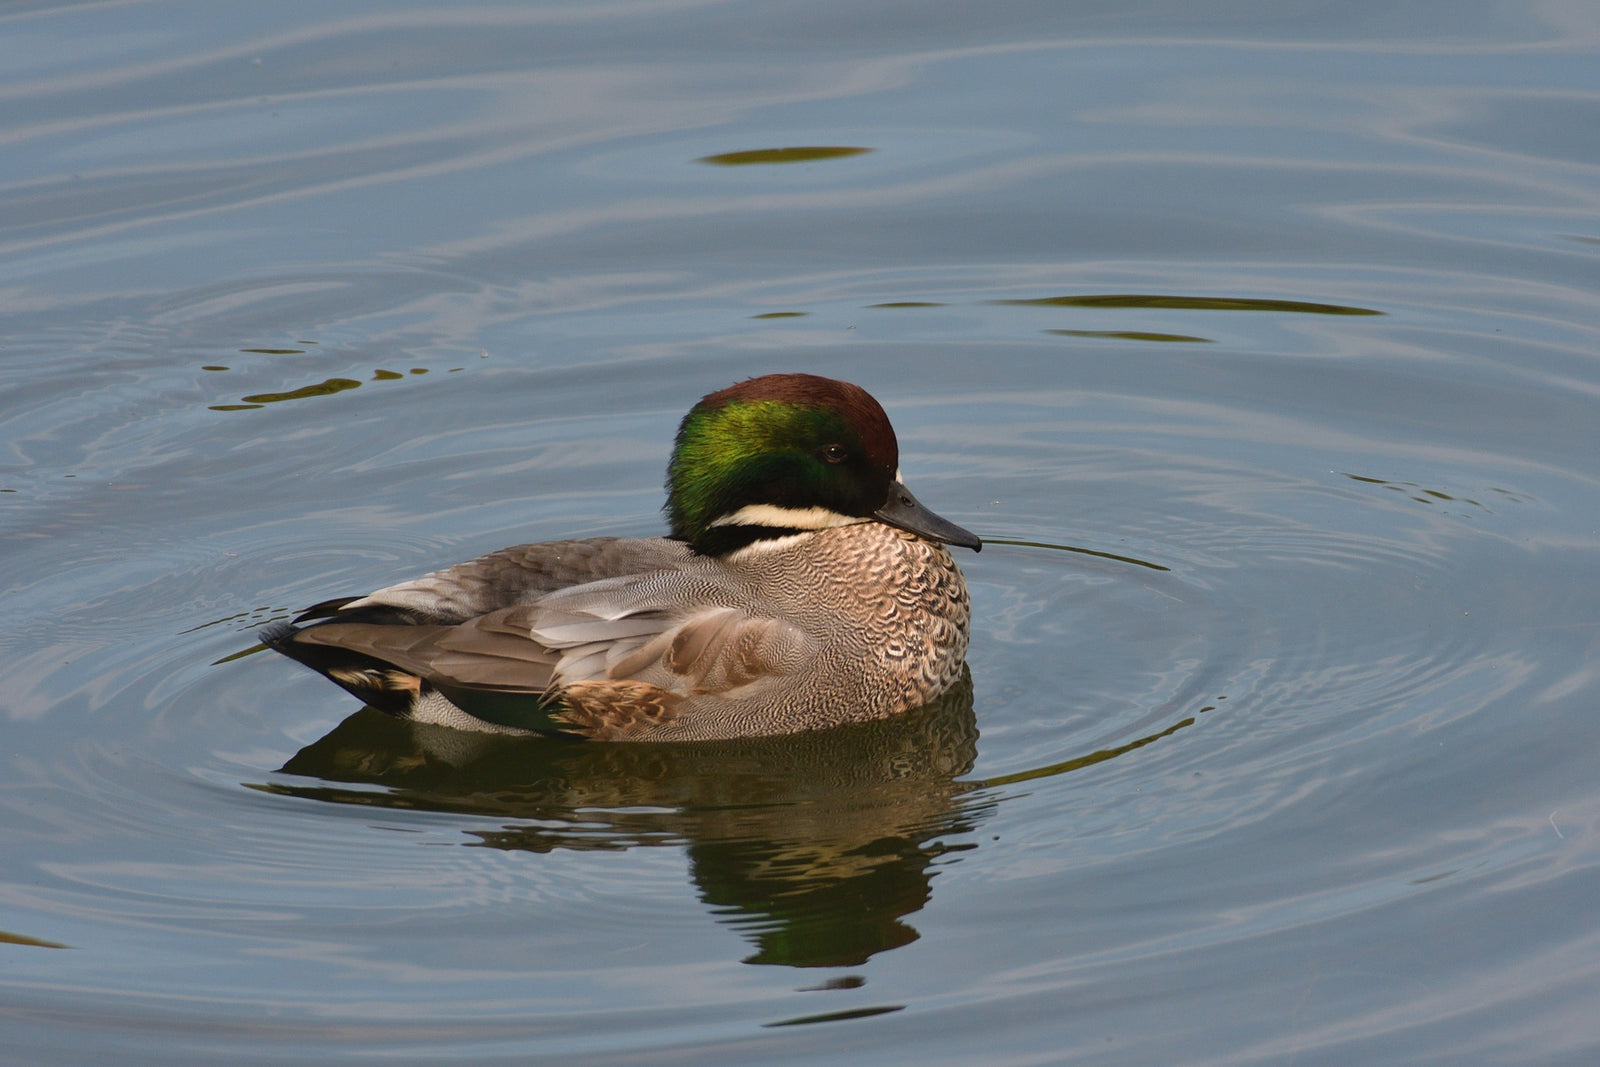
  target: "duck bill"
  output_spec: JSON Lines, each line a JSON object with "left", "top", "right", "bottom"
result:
{"left": 875, "top": 482, "right": 982, "bottom": 551}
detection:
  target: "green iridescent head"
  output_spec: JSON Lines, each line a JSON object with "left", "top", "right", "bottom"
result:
{"left": 666, "top": 374, "right": 900, "bottom": 554}
{"left": 665, "top": 373, "right": 982, "bottom": 556}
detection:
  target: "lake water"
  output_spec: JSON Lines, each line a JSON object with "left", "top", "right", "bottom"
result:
{"left": 5, "top": 1, "right": 1600, "bottom": 1062}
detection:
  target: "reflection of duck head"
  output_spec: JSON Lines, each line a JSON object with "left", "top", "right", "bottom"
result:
{"left": 267, "top": 670, "right": 987, "bottom": 968}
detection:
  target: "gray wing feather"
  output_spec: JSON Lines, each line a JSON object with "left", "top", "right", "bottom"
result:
{"left": 342, "top": 537, "right": 694, "bottom": 622}
{"left": 293, "top": 608, "right": 559, "bottom": 693}
{"left": 303, "top": 539, "right": 818, "bottom": 703}
{"left": 540, "top": 605, "right": 816, "bottom": 696}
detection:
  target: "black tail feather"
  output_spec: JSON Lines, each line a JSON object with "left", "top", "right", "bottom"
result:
{"left": 259, "top": 619, "right": 417, "bottom": 716}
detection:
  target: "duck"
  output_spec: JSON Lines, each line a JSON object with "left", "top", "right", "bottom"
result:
{"left": 261, "top": 373, "right": 980, "bottom": 741}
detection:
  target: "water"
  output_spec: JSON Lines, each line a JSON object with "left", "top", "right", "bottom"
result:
{"left": 4, "top": 1, "right": 1600, "bottom": 1061}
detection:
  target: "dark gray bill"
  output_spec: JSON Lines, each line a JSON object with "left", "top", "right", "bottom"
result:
{"left": 875, "top": 482, "right": 982, "bottom": 551}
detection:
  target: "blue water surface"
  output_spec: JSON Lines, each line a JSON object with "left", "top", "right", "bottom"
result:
{"left": 4, "top": 1, "right": 1600, "bottom": 1062}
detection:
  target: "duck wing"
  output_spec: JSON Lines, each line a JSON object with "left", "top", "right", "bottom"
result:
{"left": 286, "top": 606, "right": 563, "bottom": 694}
{"left": 278, "top": 552, "right": 817, "bottom": 738}
{"left": 300, "top": 536, "right": 695, "bottom": 624}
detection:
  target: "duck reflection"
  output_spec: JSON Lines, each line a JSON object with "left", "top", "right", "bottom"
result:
{"left": 266, "top": 671, "right": 988, "bottom": 968}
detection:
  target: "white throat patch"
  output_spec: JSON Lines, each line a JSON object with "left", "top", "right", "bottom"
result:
{"left": 708, "top": 504, "right": 864, "bottom": 531}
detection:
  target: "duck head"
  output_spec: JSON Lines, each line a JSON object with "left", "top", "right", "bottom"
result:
{"left": 666, "top": 373, "right": 982, "bottom": 557}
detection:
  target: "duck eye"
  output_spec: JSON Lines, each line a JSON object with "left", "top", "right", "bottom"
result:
{"left": 821, "top": 443, "right": 848, "bottom": 464}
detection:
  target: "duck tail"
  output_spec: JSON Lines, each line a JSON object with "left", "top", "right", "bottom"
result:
{"left": 259, "top": 619, "right": 419, "bottom": 716}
